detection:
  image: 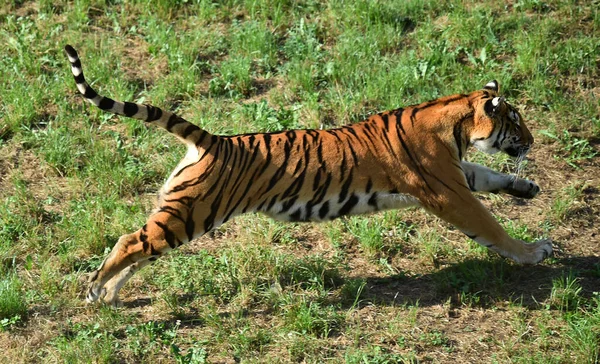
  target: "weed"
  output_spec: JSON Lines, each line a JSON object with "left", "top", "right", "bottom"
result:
{"left": 345, "top": 345, "right": 416, "bottom": 364}
{"left": 550, "top": 183, "right": 585, "bottom": 222}
{"left": 548, "top": 271, "right": 582, "bottom": 312}
{"left": 283, "top": 298, "right": 344, "bottom": 338}
{"left": 171, "top": 344, "right": 208, "bottom": 364}
{"left": 0, "top": 273, "right": 27, "bottom": 323}
{"left": 340, "top": 277, "right": 367, "bottom": 308}
{"left": 539, "top": 129, "right": 598, "bottom": 169}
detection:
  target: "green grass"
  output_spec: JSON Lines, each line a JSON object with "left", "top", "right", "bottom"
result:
{"left": 1, "top": 0, "right": 599, "bottom": 362}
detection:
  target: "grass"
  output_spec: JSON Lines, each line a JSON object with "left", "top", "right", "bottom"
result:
{"left": 1, "top": 0, "right": 599, "bottom": 362}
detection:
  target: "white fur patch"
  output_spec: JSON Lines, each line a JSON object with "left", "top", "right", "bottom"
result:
{"left": 484, "top": 80, "right": 498, "bottom": 90}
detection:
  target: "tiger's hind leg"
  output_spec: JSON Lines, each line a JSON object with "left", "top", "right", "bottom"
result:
{"left": 461, "top": 161, "right": 540, "bottom": 199}
{"left": 86, "top": 222, "right": 178, "bottom": 305}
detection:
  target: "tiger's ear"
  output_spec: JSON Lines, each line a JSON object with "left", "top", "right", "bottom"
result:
{"left": 483, "top": 80, "right": 499, "bottom": 92}
{"left": 484, "top": 96, "right": 506, "bottom": 116}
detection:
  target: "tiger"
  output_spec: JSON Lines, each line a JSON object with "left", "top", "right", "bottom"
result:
{"left": 64, "top": 45, "right": 552, "bottom": 307}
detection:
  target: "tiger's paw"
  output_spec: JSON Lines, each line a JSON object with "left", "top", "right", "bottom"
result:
{"left": 506, "top": 179, "right": 540, "bottom": 199}
{"left": 103, "top": 295, "right": 123, "bottom": 308}
{"left": 86, "top": 286, "right": 105, "bottom": 303}
{"left": 520, "top": 238, "right": 553, "bottom": 265}
{"left": 102, "top": 286, "right": 123, "bottom": 308}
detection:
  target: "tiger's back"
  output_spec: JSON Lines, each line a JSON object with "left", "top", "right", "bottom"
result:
{"left": 64, "top": 45, "right": 551, "bottom": 307}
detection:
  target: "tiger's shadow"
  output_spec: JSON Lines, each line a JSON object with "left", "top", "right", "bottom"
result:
{"left": 353, "top": 255, "right": 600, "bottom": 309}
{"left": 125, "top": 255, "right": 599, "bottom": 321}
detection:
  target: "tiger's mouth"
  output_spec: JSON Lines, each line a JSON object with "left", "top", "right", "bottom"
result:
{"left": 505, "top": 146, "right": 530, "bottom": 158}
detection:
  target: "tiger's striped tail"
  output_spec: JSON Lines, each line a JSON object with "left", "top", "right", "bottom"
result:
{"left": 64, "top": 45, "right": 210, "bottom": 147}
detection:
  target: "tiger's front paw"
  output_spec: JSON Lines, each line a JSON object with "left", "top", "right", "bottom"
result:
{"left": 520, "top": 238, "right": 553, "bottom": 264}
{"left": 506, "top": 179, "right": 540, "bottom": 199}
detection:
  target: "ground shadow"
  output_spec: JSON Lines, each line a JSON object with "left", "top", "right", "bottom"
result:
{"left": 127, "top": 255, "right": 599, "bottom": 328}
{"left": 356, "top": 255, "right": 600, "bottom": 309}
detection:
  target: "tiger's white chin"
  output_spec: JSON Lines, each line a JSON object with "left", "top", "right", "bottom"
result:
{"left": 472, "top": 139, "right": 500, "bottom": 155}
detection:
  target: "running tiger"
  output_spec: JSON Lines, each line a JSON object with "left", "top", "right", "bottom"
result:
{"left": 64, "top": 45, "right": 552, "bottom": 306}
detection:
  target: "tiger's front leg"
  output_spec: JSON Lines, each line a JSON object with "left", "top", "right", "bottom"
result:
{"left": 461, "top": 161, "right": 540, "bottom": 199}
{"left": 424, "top": 182, "right": 552, "bottom": 264}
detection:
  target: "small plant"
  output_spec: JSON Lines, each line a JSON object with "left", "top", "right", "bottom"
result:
{"left": 344, "top": 216, "right": 398, "bottom": 258}
{"left": 550, "top": 183, "right": 585, "bottom": 222}
{"left": 420, "top": 330, "right": 451, "bottom": 348}
{"left": 0, "top": 274, "right": 27, "bottom": 323}
{"left": 50, "top": 321, "right": 116, "bottom": 362}
{"left": 236, "top": 100, "right": 300, "bottom": 133}
{"left": 340, "top": 277, "right": 367, "bottom": 308}
{"left": 283, "top": 299, "right": 344, "bottom": 338}
{"left": 171, "top": 344, "right": 208, "bottom": 364}
{"left": 539, "top": 129, "right": 598, "bottom": 169}
{"left": 209, "top": 57, "right": 254, "bottom": 98}
{"left": 345, "top": 345, "right": 415, "bottom": 364}
{"left": 548, "top": 271, "right": 582, "bottom": 312}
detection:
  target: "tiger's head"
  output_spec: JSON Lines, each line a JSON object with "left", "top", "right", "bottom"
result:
{"left": 470, "top": 80, "right": 533, "bottom": 158}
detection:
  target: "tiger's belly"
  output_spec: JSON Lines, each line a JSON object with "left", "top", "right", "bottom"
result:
{"left": 261, "top": 192, "right": 420, "bottom": 222}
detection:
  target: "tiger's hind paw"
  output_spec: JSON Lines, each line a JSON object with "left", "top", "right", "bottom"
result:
{"left": 102, "top": 288, "right": 123, "bottom": 308}
{"left": 86, "top": 286, "right": 106, "bottom": 303}
{"left": 103, "top": 295, "right": 123, "bottom": 308}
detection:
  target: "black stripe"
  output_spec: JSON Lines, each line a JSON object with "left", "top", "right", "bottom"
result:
{"left": 381, "top": 113, "right": 390, "bottom": 131}
{"left": 150, "top": 245, "right": 161, "bottom": 256}
{"left": 71, "top": 58, "right": 82, "bottom": 68}
{"left": 74, "top": 73, "right": 85, "bottom": 84}
{"left": 146, "top": 105, "right": 163, "bottom": 121}
{"left": 196, "top": 130, "right": 209, "bottom": 146}
{"left": 83, "top": 87, "right": 97, "bottom": 99}
{"left": 290, "top": 209, "right": 302, "bottom": 221}
{"left": 159, "top": 205, "right": 184, "bottom": 221}
{"left": 453, "top": 112, "right": 473, "bottom": 160}
{"left": 339, "top": 148, "right": 348, "bottom": 180}
{"left": 280, "top": 196, "right": 298, "bottom": 214}
{"left": 410, "top": 108, "right": 418, "bottom": 127}
{"left": 155, "top": 221, "right": 177, "bottom": 249}
{"left": 368, "top": 192, "right": 378, "bottom": 208}
{"left": 98, "top": 97, "right": 115, "bottom": 110}
{"left": 140, "top": 231, "right": 149, "bottom": 253}
{"left": 183, "top": 124, "right": 200, "bottom": 139}
{"left": 376, "top": 126, "right": 397, "bottom": 159}
{"left": 395, "top": 126, "right": 435, "bottom": 194}
{"left": 185, "top": 207, "right": 195, "bottom": 241}
{"left": 307, "top": 172, "right": 332, "bottom": 207}
{"left": 348, "top": 144, "right": 359, "bottom": 164}
{"left": 266, "top": 194, "right": 279, "bottom": 211}
{"left": 394, "top": 108, "right": 405, "bottom": 133}
{"left": 313, "top": 168, "right": 322, "bottom": 191}
{"left": 318, "top": 201, "right": 330, "bottom": 219}
{"left": 162, "top": 196, "right": 195, "bottom": 207}
{"left": 123, "top": 102, "right": 139, "bottom": 117}
{"left": 338, "top": 193, "right": 359, "bottom": 216}
{"left": 166, "top": 114, "right": 184, "bottom": 131}
{"left": 442, "top": 94, "right": 467, "bottom": 106}
{"left": 338, "top": 172, "right": 353, "bottom": 203}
